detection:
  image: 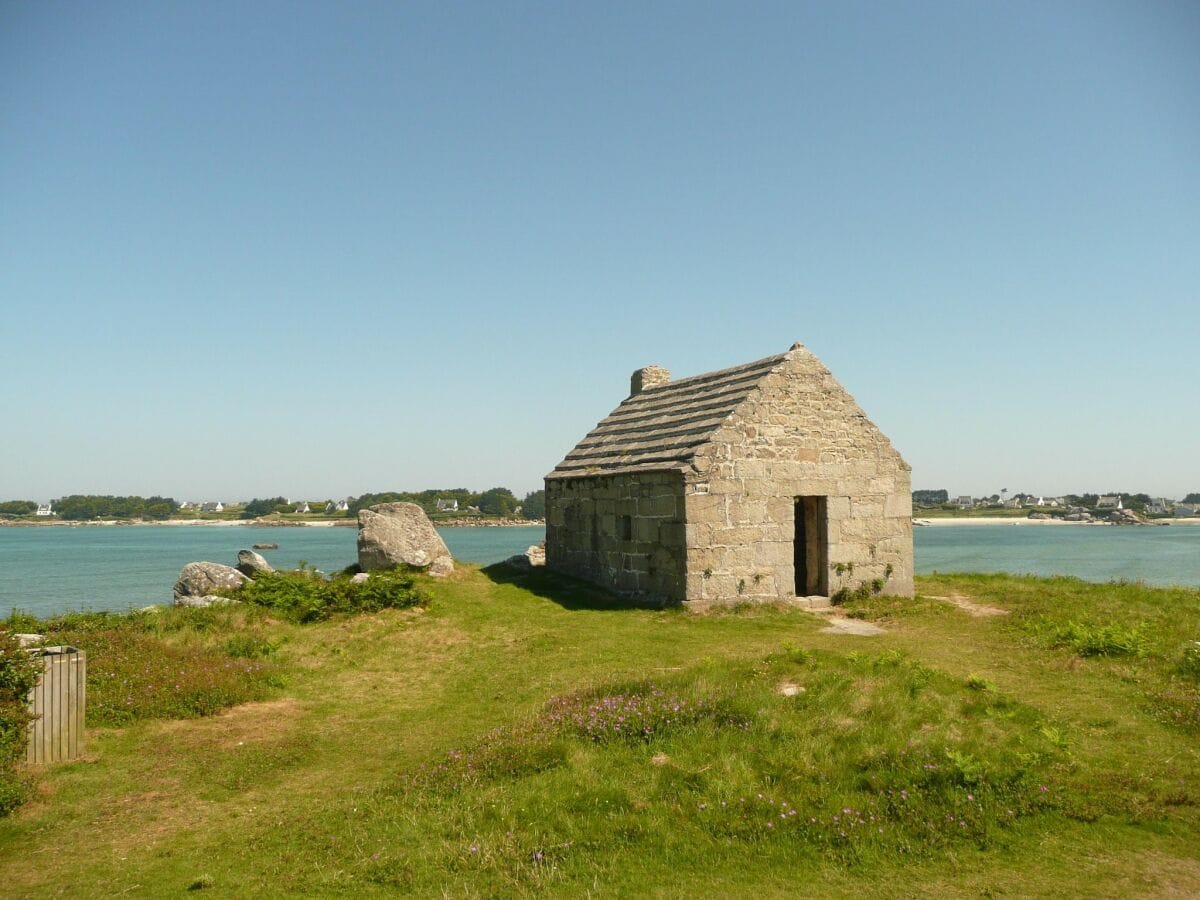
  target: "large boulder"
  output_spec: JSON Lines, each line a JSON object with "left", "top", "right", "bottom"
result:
{"left": 236, "top": 549, "right": 274, "bottom": 577}
{"left": 357, "top": 502, "right": 454, "bottom": 576}
{"left": 174, "top": 561, "right": 249, "bottom": 603}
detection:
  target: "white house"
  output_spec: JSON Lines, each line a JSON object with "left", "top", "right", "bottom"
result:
{"left": 201, "top": 501, "right": 224, "bottom": 513}
{"left": 1146, "top": 498, "right": 1171, "bottom": 516}
{"left": 295, "top": 501, "right": 310, "bottom": 514}
{"left": 435, "top": 498, "right": 459, "bottom": 512}
{"left": 35, "top": 502, "right": 53, "bottom": 516}
{"left": 954, "top": 495, "right": 973, "bottom": 509}
{"left": 324, "top": 499, "right": 350, "bottom": 514}
{"left": 1095, "top": 496, "right": 1123, "bottom": 511}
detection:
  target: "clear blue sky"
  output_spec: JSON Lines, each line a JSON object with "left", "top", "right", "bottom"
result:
{"left": 2, "top": 1, "right": 1197, "bottom": 502}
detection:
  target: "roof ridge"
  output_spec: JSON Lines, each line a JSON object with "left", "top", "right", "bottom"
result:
{"left": 636, "top": 351, "right": 789, "bottom": 393}
{"left": 547, "top": 347, "right": 801, "bottom": 479}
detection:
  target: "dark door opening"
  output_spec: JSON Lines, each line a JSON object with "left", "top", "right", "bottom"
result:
{"left": 794, "top": 496, "right": 828, "bottom": 596}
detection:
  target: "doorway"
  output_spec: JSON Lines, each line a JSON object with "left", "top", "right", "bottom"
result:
{"left": 794, "top": 496, "right": 828, "bottom": 596}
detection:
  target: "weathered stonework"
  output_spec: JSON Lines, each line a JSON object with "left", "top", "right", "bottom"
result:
{"left": 545, "top": 343, "right": 913, "bottom": 605}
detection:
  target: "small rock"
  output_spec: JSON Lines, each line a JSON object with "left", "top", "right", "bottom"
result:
{"left": 174, "top": 561, "right": 248, "bottom": 602}
{"left": 174, "top": 594, "right": 241, "bottom": 608}
{"left": 778, "top": 682, "right": 805, "bottom": 697}
{"left": 351, "top": 572, "right": 370, "bottom": 583}
{"left": 252, "top": 543, "right": 278, "bottom": 550}
{"left": 236, "top": 549, "right": 274, "bottom": 577}
{"left": 14, "top": 633, "right": 44, "bottom": 648}
{"left": 428, "top": 555, "right": 454, "bottom": 578}
{"left": 505, "top": 543, "right": 546, "bottom": 571}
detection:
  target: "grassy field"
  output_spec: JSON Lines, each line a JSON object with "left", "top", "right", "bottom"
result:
{"left": 1, "top": 568, "right": 1198, "bottom": 897}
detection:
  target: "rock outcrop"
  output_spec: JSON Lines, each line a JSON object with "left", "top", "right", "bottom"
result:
{"left": 236, "top": 549, "right": 274, "bottom": 577}
{"left": 357, "top": 502, "right": 454, "bottom": 576}
{"left": 1109, "top": 508, "right": 1147, "bottom": 525}
{"left": 173, "top": 561, "right": 249, "bottom": 603}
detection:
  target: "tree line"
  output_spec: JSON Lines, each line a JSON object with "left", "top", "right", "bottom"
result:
{"left": 0, "top": 489, "right": 547, "bottom": 520}
{"left": 346, "top": 488, "right": 544, "bottom": 519}
{"left": 914, "top": 490, "right": 1200, "bottom": 512}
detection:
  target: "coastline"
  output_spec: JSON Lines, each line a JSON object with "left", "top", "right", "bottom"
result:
{"left": 0, "top": 517, "right": 546, "bottom": 529}
{"left": 917, "top": 516, "right": 1200, "bottom": 527}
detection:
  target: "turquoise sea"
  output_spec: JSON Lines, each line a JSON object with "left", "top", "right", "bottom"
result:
{"left": 0, "top": 523, "right": 1197, "bottom": 618}
{"left": 0, "top": 525, "right": 545, "bottom": 618}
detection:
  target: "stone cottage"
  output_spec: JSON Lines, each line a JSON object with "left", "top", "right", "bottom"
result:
{"left": 544, "top": 343, "right": 913, "bottom": 604}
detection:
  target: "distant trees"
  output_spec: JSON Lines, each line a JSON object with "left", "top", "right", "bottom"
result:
{"left": 347, "top": 487, "right": 541, "bottom": 519}
{"left": 241, "top": 497, "right": 291, "bottom": 518}
{"left": 1184, "top": 493, "right": 1200, "bottom": 504}
{"left": 912, "top": 490, "right": 949, "bottom": 507}
{"left": 0, "top": 501, "right": 37, "bottom": 516}
{"left": 1122, "top": 493, "right": 1151, "bottom": 513}
{"left": 476, "top": 487, "right": 518, "bottom": 517}
{"left": 52, "top": 495, "right": 178, "bottom": 521}
{"left": 521, "top": 489, "right": 545, "bottom": 519}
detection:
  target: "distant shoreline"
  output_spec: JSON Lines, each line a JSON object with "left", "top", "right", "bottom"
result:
{"left": 917, "top": 516, "right": 1200, "bottom": 527}
{"left": 0, "top": 517, "right": 546, "bottom": 529}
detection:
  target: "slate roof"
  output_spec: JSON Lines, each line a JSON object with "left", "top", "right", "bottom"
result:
{"left": 547, "top": 350, "right": 791, "bottom": 480}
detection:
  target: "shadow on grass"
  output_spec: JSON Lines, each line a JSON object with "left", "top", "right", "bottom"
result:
{"left": 480, "top": 563, "right": 682, "bottom": 613}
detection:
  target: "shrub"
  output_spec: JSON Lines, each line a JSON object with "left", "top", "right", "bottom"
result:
{"left": 0, "top": 631, "right": 40, "bottom": 815}
{"left": 1049, "top": 621, "right": 1148, "bottom": 658}
{"left": 541, "top": 687, "right": 743, "bottom": 744}
{"left": 42, "top": 626, "right": 279, "bottom": 727}
{"left": 226, "top": 568, "right": 425, "bottom": 623}
{"left": 1179, "top": 642, "right": 1200, "bottom": 681}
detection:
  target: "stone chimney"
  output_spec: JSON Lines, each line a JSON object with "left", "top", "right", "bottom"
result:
{"left": 630, "top": 365, "right": 670, "bottom": 396}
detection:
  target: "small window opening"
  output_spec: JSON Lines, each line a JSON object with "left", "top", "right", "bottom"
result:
{"left": 621, "top": 515, "right": 633, "bottom": 541}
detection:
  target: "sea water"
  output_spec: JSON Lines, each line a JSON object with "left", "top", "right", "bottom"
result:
{"left": 0, "top": 523, "right": 1197, "bottom": 618}
{"left": 916, "top": 523, "right": 1200, "bottom": 586}
{"left": 0, "top": 525, "right": 544, "bottom": 617}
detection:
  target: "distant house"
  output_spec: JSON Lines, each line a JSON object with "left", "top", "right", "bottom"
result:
{"left": 324, "top": 499, "right": 350, "bottom": 513}
{"left": 35, "top": 503, "right": 53, "bottom": 516}
{"left": 954, "top": 495, "right": 973, "bottom": 509}
{"left": 1095, "top": 496, "right": 1123, "bottom": 511}
{"left": 435, "top": 498, "right": 459, "bottom": 512}
{"left": 1146, "top": 498, "right": 1171, "bottom": 516}
{"left": 1175, "top": 504, "right": 1200, "bottom": 519}
{"left": 295, "top": 501, "right": 310, "bottom": 514}
{"left": 178, "top": 501, "right": 194, "bottom": 510}
{"left": 201, "top": 501, "right": 224, "bottom": 513}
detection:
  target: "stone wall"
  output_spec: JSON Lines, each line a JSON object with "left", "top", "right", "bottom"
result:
{"left": 545, "top": 471, "right": 687, "bottom": 601}
{"left": 684, "top": 352, "right": 913, "bottom": 602}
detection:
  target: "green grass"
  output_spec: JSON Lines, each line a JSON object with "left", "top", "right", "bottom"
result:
{"left": 1, "top": 569, "right": 1199, "bottom": 896}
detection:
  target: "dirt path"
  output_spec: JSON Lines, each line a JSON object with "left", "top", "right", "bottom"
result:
{"left": 926, "top": 593, "right": 1009, "bottom": 618}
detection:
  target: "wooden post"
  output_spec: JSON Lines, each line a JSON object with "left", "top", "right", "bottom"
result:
{"left": 26, "top": 646, "right": 86, "bottom": 765}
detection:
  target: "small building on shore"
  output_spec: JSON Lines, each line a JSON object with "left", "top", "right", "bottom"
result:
{"left": 544, "top": 343, "right": 913, "bottom": 605}
{"left": 35, "top": 503, "right": 53, "bottom": 517}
